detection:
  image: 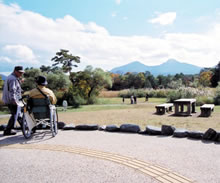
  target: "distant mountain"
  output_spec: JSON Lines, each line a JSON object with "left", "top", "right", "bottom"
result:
{"left": 0, "top": 61, "right": 14, "bottom": 73}
{"left": 110, "top": 59, "right": 202, "bottom": 76}
{"left": 0, "top": 74, "right": 7, "bottom": 80}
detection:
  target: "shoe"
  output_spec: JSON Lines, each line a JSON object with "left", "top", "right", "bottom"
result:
{"left": 3, "top": 130, "right": 17, "bottom": 136}
{"left": 31, "top": 127, "right": 36, "bottom": 134}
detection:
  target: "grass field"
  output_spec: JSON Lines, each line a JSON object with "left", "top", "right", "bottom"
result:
{"left": 1, "top": 97, "right": 220, "bottom": 131}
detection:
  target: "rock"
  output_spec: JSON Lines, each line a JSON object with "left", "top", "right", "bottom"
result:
{"left": 173, "top": 129, "right": 188, "bottom": 138}
{"left": 145, "top": 125, "right": 162, "bottom": 135}
{"left": 74, "top": 124, "right": 99, "bottom": 131}
{"left": 120, "top": 124, "right": 141, "bottom": 133}
{"left": 98, "top": 125, "right": 106, "bottom": 131}
{"left": 214, "top": 132, "right": 220, "bottom": 142}
{"left": 105, "top": 125, "right": 120, "bottom": 132}
{"left": 63, "top": 124, "right": 75, "bottom": 130}
{"left": 161, "top": 125, "right": 175, "bottom": 136}
{"left": 57, "top": 122, "right": 66, "bottom": 129}
{"left": 138, "top": 130, "right": 147, "bottom": 135}
{"left": 188, "top": 131, "right": 204, "bottom": 139}
{"left": 202, "top": 128, "right": 217, "bottom": 141}
{"left": 0, "top": 124, "right": 7, "bottom": 131}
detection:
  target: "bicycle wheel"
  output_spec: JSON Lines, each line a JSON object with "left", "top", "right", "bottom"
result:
{"left": 22, "top": 115, "right": 32, "bottom": 139}
{"left": 50, "top": 109, "right": 58, "bottom": 137}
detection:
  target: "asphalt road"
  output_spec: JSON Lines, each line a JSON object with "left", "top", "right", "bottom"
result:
{"left": 0, "top": 130, "right": 219, "bottom": 183}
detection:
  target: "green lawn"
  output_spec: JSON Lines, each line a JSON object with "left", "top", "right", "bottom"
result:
{"left": 1, "top": 97, "right": 220, "bottom": 131}
{"left": 56, "top": 97, "right": 167, "bottom": 113}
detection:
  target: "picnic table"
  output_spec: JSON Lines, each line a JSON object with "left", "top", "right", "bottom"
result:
{"left": 155, "top": 103, "right": 173, "bottom": 115}
{"left": 174, "top": 98, "right": 196, "bottom": 116}
{"left": 200, "top": 104, "right": 214, "bottom": 117}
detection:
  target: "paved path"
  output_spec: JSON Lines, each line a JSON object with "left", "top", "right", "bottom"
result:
{"left": 0, "top": 130, "right": 219, "bottom": 183}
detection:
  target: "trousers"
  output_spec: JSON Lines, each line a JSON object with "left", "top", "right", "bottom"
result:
{"left": 5, "top": 105, "right": 18, "bottom": 132}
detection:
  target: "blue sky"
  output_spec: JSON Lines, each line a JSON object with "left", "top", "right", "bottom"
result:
{"left": 1, "top": 0, "right": 220, "bottom": 73}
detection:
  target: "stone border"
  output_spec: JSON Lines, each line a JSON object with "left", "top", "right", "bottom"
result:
{"left": 62, "top": 124, "right": 220, "bottom": 143}
{"left": 1, "top": 123, "right": 219, "bottom": 142}
{"left": 0, "top": 143, "right": 195, "bottom": 183}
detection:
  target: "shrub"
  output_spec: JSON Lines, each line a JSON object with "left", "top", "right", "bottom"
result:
{"left": 167, "top": 87, "right": 215, "bottom": 105}
{"left": 167, "top": 90, "right": 181, "bottom": 103}
{"left": 214, "top": 82, "right": 220, "bottom": 105}
{"left": 196, "top": 96, "right": 214, "bottom": 106}
{"left": 61, "top": 89, "right": 86, "bottom": 108}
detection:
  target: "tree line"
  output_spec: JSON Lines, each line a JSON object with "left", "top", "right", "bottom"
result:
{"left": 110, "top": 62, "right": 220, "bottom": 90}
{"left": 1, "top": 49, "right": 220, "bottom": 107}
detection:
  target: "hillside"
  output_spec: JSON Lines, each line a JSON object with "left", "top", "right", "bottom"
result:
{"left": 110, "top": 59, "right": 202, "bottom": 76}
{"left": 0, "top": 74, "right": 7, "bottom": 80}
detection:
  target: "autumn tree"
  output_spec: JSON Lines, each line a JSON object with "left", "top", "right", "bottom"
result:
{"left": 199, "top": 71, "right": 212, "bottom": 87}
{"left": 111, "top": 73, "right": 124, "bottom": 90}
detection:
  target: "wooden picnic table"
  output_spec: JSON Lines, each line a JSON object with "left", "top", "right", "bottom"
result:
{"left": 174, "top": 98, "right": 196, "bottom": 116}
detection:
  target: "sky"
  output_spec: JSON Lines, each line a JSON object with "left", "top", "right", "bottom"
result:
{"left": 0, "top": 0, "right": 220, "bottom": 74}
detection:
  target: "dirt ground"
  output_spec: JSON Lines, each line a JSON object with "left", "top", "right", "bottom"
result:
{"left": 58, "top": 108, "right": 220, "bottom": 131}
{"left": 1, "top": 102, "right": 220, "bottom": 131}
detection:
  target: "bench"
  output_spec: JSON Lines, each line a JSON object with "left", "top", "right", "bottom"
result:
{"left": 200, "top": 104, "right": 215, "bottom": 117}
{"left": 155, "top": 103, "right": 173, "bottom": 115}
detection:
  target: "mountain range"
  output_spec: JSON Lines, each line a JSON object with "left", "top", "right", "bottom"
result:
{"left": 110, "top": 59, "right": 202, "bottom": 76}
{"left": 0, "top": 59, "right": 203, "bottom": 78}
{"left": 0, "top": 74, "right": 7, "bottom": 80}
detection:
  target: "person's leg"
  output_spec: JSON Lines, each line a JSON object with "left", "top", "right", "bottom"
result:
{"left": 4, "top": 105, "right": 17, "bottom": 135}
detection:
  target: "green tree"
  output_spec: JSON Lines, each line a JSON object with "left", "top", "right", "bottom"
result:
{"left": 211, "top": 61, "right": 220, "bottom": 87}
{"left": 214, "top": 82, "right": 220, "bottom": 104}
{"left": 47, "top": 71, "right": 70, "bottom": 92}
{"left": 134, "top": 72, "right": 146, "bottom": 89}
{"left": 40, "top": 65, "right": 52, "bottom": 73}
{"left": 69, "top": 66, "right": 112, "bottom": 104}
{"left": 0, "top": 75, "right": 4, "bottom": 90}
{"left": 22, "top": 68, "right": 42, "bottom": 91}
{"left": 123, "top": 72, "right": 136, "bottom": 88}
{"left": 146, "top": 74, "right": 158, "bottom": 89}
{"left": 51, "top": 49, "right": 80, "bottom": 74}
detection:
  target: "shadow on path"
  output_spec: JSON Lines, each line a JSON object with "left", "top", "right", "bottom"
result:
{"left": 0, "top": 130, "right": 54, "bottom": 148}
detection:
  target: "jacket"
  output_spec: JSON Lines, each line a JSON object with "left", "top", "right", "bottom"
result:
{"left": 2, "top": 73, "right": 22, "bottom": 105}
{"left": 25, "top": 85, "right": 57, "bottom": 105}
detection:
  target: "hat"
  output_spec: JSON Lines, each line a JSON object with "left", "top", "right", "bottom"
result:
{"left": 14, "top": 66, "right": 24, "bottom": 73}
{"left": 36, "top": 76, "right": 48, "bottom": 86}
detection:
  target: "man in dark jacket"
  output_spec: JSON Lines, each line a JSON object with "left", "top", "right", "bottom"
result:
{"left": 2, "top": 66, "right": 24, "bottom": 135}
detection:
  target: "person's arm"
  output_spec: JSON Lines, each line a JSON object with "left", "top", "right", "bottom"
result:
{"left": 23, "top": 91, "right": 30, "bottom": 96}
{"left": 48, "top": 90, "right": 57, "bottom": 105}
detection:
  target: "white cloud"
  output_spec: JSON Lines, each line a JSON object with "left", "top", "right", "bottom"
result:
{"left": 111, "top": 12, "right": 117, "bottom": 17}
{"left": 0, "top": 2, "right": 219, "bottom": 72}
{"left": 115, "top": 0, "right": 121, "bottom": 5}
{"left": 2, "top": 44, "right": 38, "bottom": 64}
{"left": 0, "top": 56, "right": 11, "bottom": 62}
{"left": 149, "top": 12, "right": 176, "bottom": 25}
